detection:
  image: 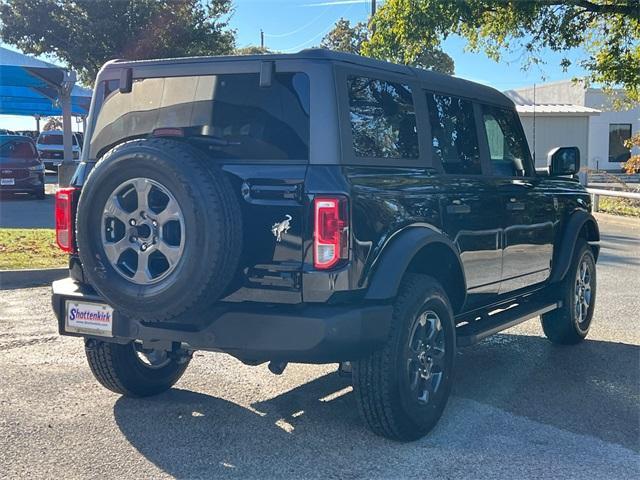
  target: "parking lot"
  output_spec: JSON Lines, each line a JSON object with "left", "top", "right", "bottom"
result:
{"left": 0, "top": 214, "right": 638, "bottom": 479}
{"left": 0, "top": 173, "right": 58, "bottom": 229}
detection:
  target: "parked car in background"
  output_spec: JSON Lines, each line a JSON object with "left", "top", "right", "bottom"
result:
{"left": 36, "top": 130, "right": 82, "bottom": 170}
{"left": 0, "top": 134, "right": 45, "bottom": 199}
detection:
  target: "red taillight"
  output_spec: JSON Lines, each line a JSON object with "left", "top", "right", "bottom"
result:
{"left": 313, "top": 196, "right": 349, "bottom": 270}
{"left": 55, "top": 187, "right": 78, "bottom": 253}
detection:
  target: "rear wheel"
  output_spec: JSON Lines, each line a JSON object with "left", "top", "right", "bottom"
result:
{"left": 541, "top": 240, "right": 596, "bottom": 344}
{"left": 352, "top": 274, "right": 456, "bottom": 441}
{"left": 85, "top": 340, "right": 190, "bottom": 397}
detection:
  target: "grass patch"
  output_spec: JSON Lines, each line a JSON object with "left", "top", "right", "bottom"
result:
{"left": 0, "top": 228, "right": 67, "bottom": 270}
{"left": 598, "top": 197, "right": 640, "bottom": 217}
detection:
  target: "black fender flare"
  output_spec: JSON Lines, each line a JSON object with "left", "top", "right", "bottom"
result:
{"left": 364, "top": 226, "right": 467, "bottom": 306}
{"left": 548, "top": 210, "right": 600, "bottom": 284}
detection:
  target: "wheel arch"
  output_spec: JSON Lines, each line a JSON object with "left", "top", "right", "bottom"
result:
{"left": 364, "top": 227, "right": 467, "bottom": 314}
{"left": 549, "top": 210, "right": 600, "bottom": 284}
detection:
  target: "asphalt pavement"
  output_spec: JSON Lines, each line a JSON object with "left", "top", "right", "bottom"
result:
{"left": 0, "top": 215, "right": 638, "bottom": 479}
{"left": 0, "top": 173, "right": 58, "bottom": 228}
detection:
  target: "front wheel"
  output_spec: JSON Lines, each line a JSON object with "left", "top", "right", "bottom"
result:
{"left": 85, "top": 340, "right": 190, "bottom": 397}
{"left": 352, "top": 274, "right": 456, "bottom": 441}
{"left": 541, "top": 240, "right": 597, "bottom": 344}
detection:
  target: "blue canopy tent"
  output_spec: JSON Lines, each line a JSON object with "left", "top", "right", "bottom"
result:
{"left": 0, "top": 46, "right": 93, "bottom": 184}
{"left": 0, "top": 85, "right": 91, "bottom": 117}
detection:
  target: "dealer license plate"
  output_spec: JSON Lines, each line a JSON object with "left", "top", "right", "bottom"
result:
{"left": 1, "top": 178, "right": 15, "bottom": 186}
{"left": 65, "top": 301, "right": 113, "bottom": 337}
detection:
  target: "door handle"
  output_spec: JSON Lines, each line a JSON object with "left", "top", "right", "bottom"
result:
{"left": 446, "top": 203, "right": 471, "bottom": 214}
{"left": 506, "top": 197, "right": 525, "bottom": 211}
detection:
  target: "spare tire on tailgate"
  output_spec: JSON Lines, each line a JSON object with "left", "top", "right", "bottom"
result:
{"left": 76, "top": 138, "right": 242, "bottom": 323}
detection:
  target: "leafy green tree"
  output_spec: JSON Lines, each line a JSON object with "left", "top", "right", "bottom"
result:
{"left": 321, "top": 18, "right": 369, "bottom": 55}
{"left": 365, "top": 0, "right": 639, "bottom": 104}
{"left": 0, "top": 0, "right": 235, "bottom": 84}
{"left": 234, "top": 46, "right": 273, "bottom": 55}
{"left": 322, "top": 17, "right": 454, "bottom": 74}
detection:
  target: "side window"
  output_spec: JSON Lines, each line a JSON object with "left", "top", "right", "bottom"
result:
{"left": 481, "top": 105, "right": 532, "bottom": 177}
{"left": 348, "top": 76, "right": 419, "bottom": 159}
{"left": 426, "top": 93, "right": 481, "bottom": 174}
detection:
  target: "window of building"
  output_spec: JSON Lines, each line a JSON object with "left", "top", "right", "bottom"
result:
{"left": 609, "top": 124, "right": 632, "bottom": 163}
{"left": 348, "top": 76, "right": 419, "bottom": 159}
{"left": 481, "top": 105, "right": 532, "bottom": 177}
{"left": 426, "top": 93, "right": 481, "bottom": 174}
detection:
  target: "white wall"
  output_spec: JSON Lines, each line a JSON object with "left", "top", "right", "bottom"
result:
{"left": 508, "top": 80, "right": 586, "bottom": 106}
{"left": 585, "top": 90, "right": 640, "bottom": 171}
{"left": 519, "top": 115, "right": 590, "bottom": 168}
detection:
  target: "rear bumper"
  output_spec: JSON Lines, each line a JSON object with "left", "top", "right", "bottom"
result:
{"left": 52, "top": 278, "right": 392, "bottom": 363}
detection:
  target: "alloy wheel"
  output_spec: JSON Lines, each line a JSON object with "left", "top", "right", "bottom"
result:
{"left": 101, "top": 177, "right": 185, "bottom": 285}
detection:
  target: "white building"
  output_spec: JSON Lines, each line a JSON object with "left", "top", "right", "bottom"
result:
{"left": 505, "top": 80, "right": 639, "bottom": 171}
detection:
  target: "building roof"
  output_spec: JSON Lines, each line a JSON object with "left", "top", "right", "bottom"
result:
{"left": 515, "top": 104, "right": 600, "bottom": 116}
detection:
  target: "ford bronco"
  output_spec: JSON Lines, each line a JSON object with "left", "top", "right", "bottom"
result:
{"left": 51, "top": 50, "right": 599, "bottom": 441}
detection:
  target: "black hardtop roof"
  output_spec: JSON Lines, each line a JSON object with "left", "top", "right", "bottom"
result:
{"left": 106, "top": 48, "right": 513, "bottom": 107}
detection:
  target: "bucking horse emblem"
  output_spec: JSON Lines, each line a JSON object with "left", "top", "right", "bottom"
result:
{"left": 271, "top": 215, "right": 292, "bottom": 242}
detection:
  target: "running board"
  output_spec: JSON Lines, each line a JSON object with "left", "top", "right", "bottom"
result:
{"left": 456, "top": 299, "right": 561, "bottom": 347}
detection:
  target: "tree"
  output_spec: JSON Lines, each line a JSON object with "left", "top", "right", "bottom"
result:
{"left": 43, "top": 117, "right": 62, "bottom": 131}
{"left": 321, "top": 17, "right": 454, "bottom": 74}
{"left": 234, "top": 46, "right": 273, "bottom": 55}
{"left": 321, "top": 18, "right": 369, "bottom": 55}
{"left": 623, "top": 132, "right": 640, "bottom": 174}
{"left": 364, "top": 0, "right": 639, "bottom": 104}
{"left": 0, "top": 0, "right": 235, "bottom": 85}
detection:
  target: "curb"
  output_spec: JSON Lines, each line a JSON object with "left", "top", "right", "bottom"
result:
{"left": 0, "top": 267, "right": 68, "bottom": 290}
{"left": 593, "top": 212, "right": 640, "bottom": 229}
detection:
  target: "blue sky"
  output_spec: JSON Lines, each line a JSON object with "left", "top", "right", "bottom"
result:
{"left": 1, "top": 0, "right": 588, "bottom": 131}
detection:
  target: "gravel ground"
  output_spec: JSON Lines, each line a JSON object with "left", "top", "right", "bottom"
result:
{"left": 0, "top": 215, "right": 638, "bottom": 479}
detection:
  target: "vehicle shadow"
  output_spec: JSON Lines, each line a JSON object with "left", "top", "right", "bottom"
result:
{"left": 113, "top": 334, "right": 639, "bottom": 478}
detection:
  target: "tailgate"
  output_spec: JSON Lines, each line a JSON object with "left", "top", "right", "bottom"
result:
{"left": 221, "top": 164, "right": 307, "bottom": 304}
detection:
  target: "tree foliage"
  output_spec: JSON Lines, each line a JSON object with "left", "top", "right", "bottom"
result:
{"left": 234, "top": 46, "right": 273, "bottom": 55}
{"left": 365, "top": 0, "right": 640, "bottom": 104}
{"left": 321, "top": 17, "right": 454, "bottom": 74}
{"left": 623, "top": 132, "right": 640, "bottom": 174}
{"left": 0, "top": 0, "right": 235, "bottom": 85}
{"left": 321, "top": 18, "right": 369, "bottom": 55}
{"left": 43, "top": 117, "right": 62, "bottom": 131}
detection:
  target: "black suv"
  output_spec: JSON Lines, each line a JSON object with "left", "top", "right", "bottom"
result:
{"left": 51, "top": 50, "right": 599, "bottom": 441}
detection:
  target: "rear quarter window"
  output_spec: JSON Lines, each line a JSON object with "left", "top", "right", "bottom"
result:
{"left": 347, "top": 76, "right": 419, "bottom": 159}
{"left": 90, "top": 72, "right": 310, "bottom": 161}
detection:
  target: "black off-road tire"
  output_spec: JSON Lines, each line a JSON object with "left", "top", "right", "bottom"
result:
{"left": 541, "top": 240, "right": 596, "bottom": 344}
{"left": 352, "top": 274, "right": 456, "bottom": 441}
{"left": 76, "top": 138, "right": 242, "bottom": 324}
{"left": 85, "top": 340, "right": 190, "bottom": 397}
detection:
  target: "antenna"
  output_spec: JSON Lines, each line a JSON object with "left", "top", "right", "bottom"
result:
{"left": 533, "top": 83, "right": 536, "bottom": 165}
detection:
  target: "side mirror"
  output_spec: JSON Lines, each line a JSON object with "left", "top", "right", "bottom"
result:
{"left": 547, "top": 147, "right": 580, "bottom": 176}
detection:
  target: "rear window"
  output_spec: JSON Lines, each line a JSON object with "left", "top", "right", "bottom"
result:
{"left": 0, "top": 138, "right": 37, "bottom": 160}
{"left": 348, "top": 76, "right": 419, "bottom": 159}
{"left": 90, "top": 72, "right": 310, "bottom": 161}
{"left": 37, "top": 133, "right": 79, "bottom": 146}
